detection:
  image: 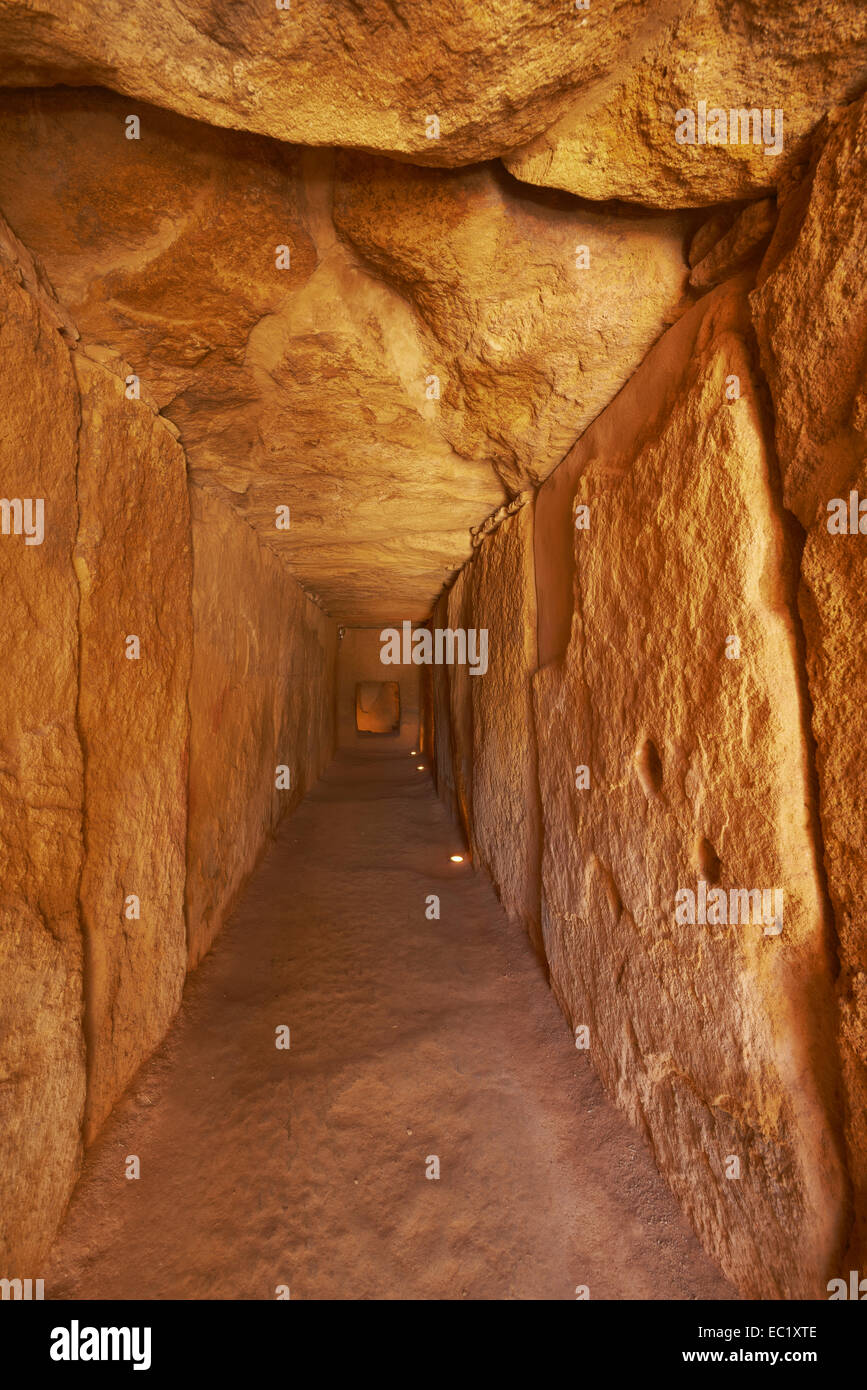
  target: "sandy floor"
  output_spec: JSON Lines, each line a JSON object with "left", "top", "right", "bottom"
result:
{"left": 46, "top": 749, "right": 735, "bottom": 1300}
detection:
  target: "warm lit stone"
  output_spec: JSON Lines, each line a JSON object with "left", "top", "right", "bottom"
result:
{"left": 0, "top": 88, "right": 690, "bottom": 619}
{"left": 504, "top": 2, "right": 867, "bottom": 207}
{"left": 186, "top": 485, "right": 337, "bottom": 967}
{"left": 0, "top": 8, "right": 864, "bottom": 1304}
{"left": 337, "top": 629, "right": 418, "bottom": 750}
{"left": 529, "top": 280, "right": 848, "bottom": 1297}
{"left": 333, "top": 154, "right": 689, "bottom": 493}
{"left": 751, "top": 96, "right": 867, "bottom": 529}
{"left": 1, "top": 0, "right": 865, "bottom": 210}
{"left": 73, "top": 352, "right": 192, "bottom": 1143}
{"left": 0, "top": 0, "right": 663, "bottom": 165}
{"left": 355, "top": 682, "right": 400, "bottom": 736}
{"left": 468, "top": 501, "right": 541, "bottom": 955}
{"left": 751, "top": 90, "right": 867, "bottom": 1275}
{"left": 689, "top": 197, "right": 776, "bottom": 292}
{"left": 431, "top": 500, "right": 542, "bottom": 955}
{"left": 0, "top": 230, "right": 85, "bottom": 1275}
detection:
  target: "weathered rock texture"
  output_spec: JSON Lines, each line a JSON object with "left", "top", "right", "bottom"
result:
{"left": 74, "top": 352, "right": 192, "bottom": 1144}
{"left": 751, "top": 91, "right": 867, "bottom": 1275}
{"left": 0, "top": 232, "right": 85, "bottom": 1276}
{"left": 1, "top": 11, "right": 864, "bottom": 1308}
{"left": 504, "top": 2, "right": 867, "bottom": 207}
{"left": 432, "top": 269, "right": 855, "bottom": 1297}
{"left": 419, "top": 84, "right": 867, "bottom": 1299}
{"left": 0, "top": 0, "right": 657, "bottom": 164}
{"left": 534, "top": 280, "right": 846, "bottom": 1297}
{"left": 332, "top": 156, "right": 688, "bottom": 494}
{"left": 0, "top": 216, "right": 337, "bottom": 1272}
{"left": 0, "top": 87, "right": 690, "bottom": 620}
{"left": 430, "top": 500, "right": 542, "bottom": 956}
{"left": 0, "top": 1, "right": 865, "bottom": 206}
{"left": 186, "top": 487, "right": 336, "bottom": 968}
{"left": 689, "top": 198, "right": 776, "bottom": 292}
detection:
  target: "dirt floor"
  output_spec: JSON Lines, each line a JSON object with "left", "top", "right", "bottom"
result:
{"left": 45, "top": 749, "right": 735, "bottom": 1300}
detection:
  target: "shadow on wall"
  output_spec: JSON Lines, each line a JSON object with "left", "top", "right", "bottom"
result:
{"left": 338, "top": 628, "right": 420, "bottom": 750}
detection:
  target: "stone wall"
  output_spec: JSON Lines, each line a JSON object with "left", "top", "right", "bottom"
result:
{"left": 186, "top": 488, "right": 337, "bottom": 967}
{"left": 430, "top": 505, "right": 543, "bottom": 958}
{"left": 0, "top": 236, "right": 85, "bottom": 1276}
{"left": 74, "top": 352, "right": 192, "bottom": 1145}
{"left": 0, "top": 220, "right": 337, "bottom": 1273}
{"left": 751, "top": 90, "right": 867, "bottom": 1282}
{"left": 428, "top": 100, "right": 867, "bottom": 1295}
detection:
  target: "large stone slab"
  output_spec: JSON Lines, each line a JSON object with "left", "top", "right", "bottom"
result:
{"left": 0, "top": 88, "right": 690, "bottom": 621}
{"left": 0, "top": 1, "right": 864, "bottom": 207}
{"left": 751, "top": 95, "right": 867, "bottom": 529}
{"left": 464, "top": 502, "right": 542, "bottom": 955}
{"left": 186, "top": 486, "right": 336, "bottom": 966}
{"left": 337, "top": 628, "right": 418, "bottom": 750}
{"left": 531, "top": 278, "right": 847, "bottom": 1297}
{"left": 751, "top": 91, "right": 867, "bottom": 1274}
{"left": 333, "top": 155, "right": 689, "bottom": 493}
{"left": 505, "top": 1, "right": 867, "bottom": 207}
{"left": 0, "top": 0, "right": 668, "bottom": 166}
{"left": 0, "top": 238, "right": 85, "bottom": 1274}
{"left": 73, "top": 352, "right": 192, "bottom": 1143}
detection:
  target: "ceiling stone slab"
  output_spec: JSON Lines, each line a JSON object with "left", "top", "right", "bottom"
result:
{"left": 0, "top": 86, "right": 688, "bottom": 622}
{"left": 504, "top": 0, "right": 867, "bottom": 207}
{"left": 333, "top": 153, "right": 689, "bottom": 492}
{"left": 0, "top": 2, "right": 865, "bottom": 207}
{"left": 0, "top": 0, "right": 669, "bottom": 165}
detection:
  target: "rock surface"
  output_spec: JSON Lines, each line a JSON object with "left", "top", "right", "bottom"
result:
{"left": 333, "top": 155, "right": 689, "bottom": 493}
{"left": 436, "top": 277, "right": 850, "bottom": 1297}
{"left": 0, "top": 211, "right": 339, "bottom": 1270}
{"left": 469, "top": 501, "right": 541, "bottom": 956}
{"left": 532, "top": 279, "right": 847, "bottom": 1297}
{"left": 356, "top": 681, "right": 401, "bottom": 736}
{"left": 0, "top": 1, "right": 865, "bottom": 207}
{"left": 186, "top": 486, "right": 337, "bottom": 968}
{"left": 431, "top": 500, "right": 542, "bottom": 955}
{"left": 0, "top": 87, "right": 690, "bottom": 620}
{"left": 74, "top": 353, "right": 192, "bottom": 1144}
{"left": 504, "top": 1, "right": 867, "bottom": 207}
{"left": 338, "top": 628, "right": 418, "bottom": 751}
{"left": 751, "top": 91, "right": 867, "bottom": 1275}
{"left": 689, "top": 198, "right": 776, "bottom": 292}
{"left": 0, "top": 0, "right": 652, "bottom": 165}
{"left": 751, "top": 97, "right": 867, "bottom": 529}
{"left": 0, "top": 239, "right": 85, "bottom": 1276}
{"left": 0, "top": 9, "right": 864, "bottom": 1304}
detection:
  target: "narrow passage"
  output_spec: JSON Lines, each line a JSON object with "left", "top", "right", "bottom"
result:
{"left": 47, "top": 751, "right": 734, "bottom": 1301}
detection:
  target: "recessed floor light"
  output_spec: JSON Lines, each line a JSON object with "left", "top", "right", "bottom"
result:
{"left": 450, "top": 854, "right": 464, "bottom": 863}
{"left": 417, "top": 765, "right": 424, "bottom": 770}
